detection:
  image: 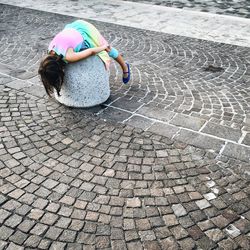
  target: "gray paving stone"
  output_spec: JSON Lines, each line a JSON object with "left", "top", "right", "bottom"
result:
{"left": 148, "top": 122, "right": 179, "bottom": 139}
{"left": 9, "top": 230, "right": 28, "bottom": 245}
{"left": 171, "top": 204, "right": 187, "bottom": 217}
{"left": 178, "top": 215, "right": 194, "bottom": 228}
{"left": 138, "top": 230, "right": 156, "bottom": 241}
{"left": 160, "top": 237, "right": 179, "bottom": 250}
{"left": 45, "top": 203, "right": 60, "bottom": 213}
{"left": 76, "top": 232, "right": 95, "bottom": 244}
{"left": 71, "top": 209, "right": 86, "bottom": 220}
{"left": 222, "top": 142, "right": 250, "bottom": 162}
{"left": 197, "top": 236, "right": 217, "bottom": 249}
{"left": 28, "top": 209, "right": 44, "bottom": 220}
{"left": 211, "top": 215, "right": 230, "bottom": 229}
{"left": 96, "top": 235, "right": 110, "bottom": 248}
{"left": 126, "top": 198, "right": 142, "bottom": 208}
{"left": 202, "top": 122, "right": 242, "bottom": 142}
{"left": 0, "top": 240, "right": 8, "bottom": 250}
{"left": 58, "top": 205, "right": 73, "bottom": 216}
{"left": 49, "top": 241, "right": 67, "bottom": 250}
{"left": 163, "top": 214, "right": 178, "bottom": 227}
{"left": 111, "top": 240, "right": 127, "bottom": 250}
{"left": 242, "top": 132, "right": 250, "bottom": 146}
{"left": 17, "top": 220, "right": 35, "bottom": 233}
{"left": 225, "top": 224, "right": 241, "bottom": 238}
{"left": 24, "top": 235, "right": 41, "bottom": 248}
{"left": 187, "top": 225, "right": 204, "bottom": 240}
{"left": 175, "top": 129, "right": 224, "bottom": 152}
{"left": 218, "top": 238, "right": 238, "bottom": 250}
{"left": 30, "top": 223, "right": 48, "bottom": 236}
{"left": 205, "top": 228, "right": 225, "bottom": 242}
{"left": 127, "top": 241, "right": 143, "bottom": 250}
{"left": 137, "top": 106, "right": 175, "bottom": 122}
{"left": 69, "top": 219, "right": 84, "bottom": 231}
{"left": 42, "top": 179, "right": 59, "bottom": 189}
{"left": 58, "top": 230, "right": 77, "bottom": 242}
{"left": 56, "top": 217, "right": 72, "bottom": 228}
{"left": 170, "top": 113, "right": 206, "bottom": 131}
{"left": 126, "top": 115, "right": 154, "bottom": 130}
{"left": 45, "top": 227, "right": 63, "bottom": 240}
{"left": 0, "top": 226, "right": 14, "bottom": 240}
{"left": 32, "top": 198, "right": 49, "bottom": 209}
{"left": 38, "top": 239, "right": 52, "bottom": 249}
{"left": 5, "top": 214, "right": 22, "bottom": 228}
{"left": 99, "top": 107, "right": 131, "bottom": 123}
{"left": 198, "top": 220, "right": 215, "bottom": 231}
{"left": 154, "top": 226, "right": 171, "bottom": 239}
{"left": 6, "top": 242, "right": 24, "bottom": 250}
{"left": 195, "top": 199, "right": 211, "bottom": 210}
{"left": 178, "top": 237, "right": 196, "bottom": 250}
{"left": 110, "top": 228, "right": 124, "bottom": 240}
{"left": 111, "top": 97, "right": 143, "bottom": 112}
{"left": 0, "top": 209, "right": 11, "bottom": 223}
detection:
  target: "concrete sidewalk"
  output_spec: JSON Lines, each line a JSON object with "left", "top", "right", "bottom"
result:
{"left": 1, "top": 0, "right": 250, "bottom": 47}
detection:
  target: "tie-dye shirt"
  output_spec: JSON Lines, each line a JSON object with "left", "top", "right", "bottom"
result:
{"left": 48, "top": 20, "right": 111, "bottom": 69}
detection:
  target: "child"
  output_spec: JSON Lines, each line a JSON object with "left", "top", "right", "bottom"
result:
{"left": 38, "top": 19, "right": 130, "bottom": 97}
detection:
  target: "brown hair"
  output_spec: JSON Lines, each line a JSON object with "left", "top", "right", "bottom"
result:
{"left": 38, "top": 54, "right": 66, "bottom": 97}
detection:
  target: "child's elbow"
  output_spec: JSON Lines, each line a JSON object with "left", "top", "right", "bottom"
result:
{"left": 65, "top": 57, "right": 74, "bottom": 63}
{"left": 65, "top": 54, "right": 75, "bottom": 62}
{"left": 90, "top": 49, "right": 96, "bottom": 56}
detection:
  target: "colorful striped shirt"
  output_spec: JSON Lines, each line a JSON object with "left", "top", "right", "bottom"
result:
{"left": 48, "top": 20, "right": 111, "bottom": 69}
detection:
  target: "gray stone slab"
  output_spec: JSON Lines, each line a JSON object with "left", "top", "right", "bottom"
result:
{"left": 136, "top": 106, "right": 175, "bottom": 122}
{"left": 170, "top": 114, "right": 206, "bottom": 131}
{"left": 6, "top": 80, "right": 33, "bottom": 90}
{"left": 0, "top": 74, "right": 13, "bottom": 86}
{"left": 98, "top": 107, "right": 131, "bottom": 123}
{"left": 23, "top": 85, "right": 46, "bottom": 98}
{"left": 125, "top": 115, "right": 154, "bottom": 130}
{"left": 148, "top": 122, "right": 179, "bottom": 139}
{"left": 175, "top": 129, "right": 224, "bottom": 152}
{"left": 15, "top": 71, "right": 37, "bottom": 80}
{"left": 242, "top": 133, "right": 250, "bottom": 146}
{"left": 0, "top": 63, "right": 15, "bottom": 76}
{"left": 245, "top": 115, "right": 250, "bottom": 126}
{"left": 201, "top": 122, "right": 242, "bottom": 142}
{"left": 0, "top": 63, "right": 27, "bottom": 79}
{"left": 222, "top": 143, "right": 250, "bottom": 162}
{"left": 111, "top": 97, "right": 143, "bottom": 112}
{"left": 28, "top": 76, "right": 41, "bottom": 85}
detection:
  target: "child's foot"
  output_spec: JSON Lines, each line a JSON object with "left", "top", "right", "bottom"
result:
{"left": 123, "top": 63, "right": 130, "bottom": 84}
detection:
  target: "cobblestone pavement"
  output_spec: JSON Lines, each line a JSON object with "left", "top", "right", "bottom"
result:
{"left": 1, "top": 4, "right": 250, "bottom": 161}
{"left": 0, "top": 4, "right": 250, "bottom": 250}
{"left": 123, "top": 0, "right": 250, "bottom": 19}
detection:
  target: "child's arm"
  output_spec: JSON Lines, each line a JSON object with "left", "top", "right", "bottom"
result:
{"left": 65, "top": 45, "right": 108, "bottom": 62}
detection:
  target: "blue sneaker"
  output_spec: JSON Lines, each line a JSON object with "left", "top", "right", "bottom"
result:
{"left": 122, "top": 63, "right": 130, "bottom": 84}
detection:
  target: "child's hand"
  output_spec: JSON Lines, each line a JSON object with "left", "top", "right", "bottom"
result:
{"left": 105, "top": 45, "right": 111, "bottom": 53}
